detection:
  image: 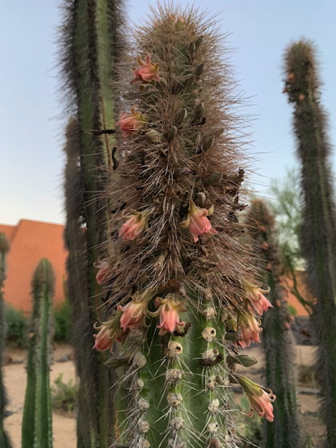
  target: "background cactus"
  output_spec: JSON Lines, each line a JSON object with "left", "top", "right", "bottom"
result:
{"left": 0, "top": 233, "right": 12, "bottom": 448}
{"left": 246, "top": 199, "right": 301, "bottom": 448}
{"left": 283, "top": 39, "right": 336, "bottom": 447}
{"left": 95, "top": 5, "right": 275, "bottom": 447}
{"left": 59, "top": 0, "right": 126, "bottom": 445}
{"left": 21, "top": 259, "right": 54, "bottom": 448}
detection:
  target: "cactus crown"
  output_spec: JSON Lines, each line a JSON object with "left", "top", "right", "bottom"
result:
{"left": 32, "top": 258, "right": 55, "bottom": 296}
{"left": 284, "top": 40, "right": 319, "bottom": 103}
{"left": 107, "top": 4, "right": 253, "bottom": 311}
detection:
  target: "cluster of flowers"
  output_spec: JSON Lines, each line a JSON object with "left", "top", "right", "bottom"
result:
{"left": 93, "top": 54, "right": 276, "bottom": 422}
{"left": 93, "top": 276, "right": 186, "bottom": 353}
{"left": 231, "top": 284, "right": 275, "bottom": 421}
{"left": 93, "top": 55, "right": 218, "bottom": 350}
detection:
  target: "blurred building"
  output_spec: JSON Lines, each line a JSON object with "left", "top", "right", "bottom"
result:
{"left": 0, "top": 219, "right": 67, "bottom": 313}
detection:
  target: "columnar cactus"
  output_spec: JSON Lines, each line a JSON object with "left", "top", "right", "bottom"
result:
{"left": 22, "top": 259, "right": 54, "bottom": 448}
{"left": 246, "top": 199, "right": 301, "bottom": 448}
{"left": 0, "top": 234, "right": 11, "bottom": 448}
{"left": 94, "top": 6, "right": 275, "bottom": 447}
{"left": 59, "top": 0, "right": 126, "bottom": 445}
{"left": 283, "top": 40, "right": 336, "bottom": 447}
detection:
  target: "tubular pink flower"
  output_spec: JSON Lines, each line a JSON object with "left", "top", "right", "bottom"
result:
{"left": 93, "top": 325, "right": 114, "bottom": 352}
{"left": 245, "top": 284, "right": 272, "bottom": 316}
{"left": 237, "top": 376, "right": 276, "bottom": 423}
{"left": 119, "top": 211, "right": 148, "bottom": 241}
{"left": 154, "top": 296, "right": 186, "bottom": 335}
{"left": 130, "top": 55, "right": 160, "bottom": 84}
{"left": 237, "top": 314, "right": 262, "bottom": 348}
{"left": 95, "top": 260, "right": 109, "bottom": 285}
{"left": 118, "top": 298, "right": 148, "bottom": 331}
{"left": 116, "top": 107, "right": 146, "bottom": 135}
{"left": 180, "top": 200, "right": 217, "bottom": 242}
{"left": 248, "top": 389, "right": 276, "bottom": 422}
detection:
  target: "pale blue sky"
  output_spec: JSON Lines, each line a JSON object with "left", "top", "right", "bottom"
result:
{"left": 1, "top": 0, "right": 336, "bottom": 225}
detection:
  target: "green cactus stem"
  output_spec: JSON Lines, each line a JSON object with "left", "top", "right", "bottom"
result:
{"left": 246, "top": 199, "right": 301, "bottom": 448}
{"left": 59, "top": 0, "right": 126, "bottom": 445}
{"left": 0, "top": 234, "right": 12, "bottom": 448}
{"left": 21, "top": 259, "right": 54, "bottom": 448}
{"left": 283, "top": 40, "right": 336, "bottom": 448}
{"left": 95, "top": 5, "right": 276, "bottom": 447}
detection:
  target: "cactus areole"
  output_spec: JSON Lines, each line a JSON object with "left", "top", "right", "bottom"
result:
{"left": 94, "top": 6, "right": 275, "bottom": 447}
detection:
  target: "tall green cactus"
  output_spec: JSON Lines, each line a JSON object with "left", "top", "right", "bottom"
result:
{"left": 59, "top": 0, "right": 126, "bottom": 446}
{"left": 93, "top": 6, "right": 276, "bottom": 447}
{"left": 283, "top": 40, "right": 336, "bottom": 447}
{"left": 246, "top": 199, "right": 301, "bottom": 448}
{"left": 22, "top": 259, "right": 54, "bottom": 448}
{"left": 0, "top": 234, "right": 12, "bottom": 448}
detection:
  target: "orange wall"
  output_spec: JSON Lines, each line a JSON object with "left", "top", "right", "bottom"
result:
{"left": 0, "top": 220, "right": 67, "bottom": 313}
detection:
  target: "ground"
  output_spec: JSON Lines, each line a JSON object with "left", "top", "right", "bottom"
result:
{"left": 3, "top": 344, "right": 323, "bottom": 447}
{"left": 3, "top": 344, "right": 76, "bottom": 448}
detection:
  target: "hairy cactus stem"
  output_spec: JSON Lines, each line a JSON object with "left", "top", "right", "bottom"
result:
{"left": 0, "top": 234, "right": 11, "bottom": 448}
{"left": 22, "top": 259, "right": 54, "bottom": 448}
{"left": 246, "top": 199, "right": 301, "bottom": 448}
{"left": 284, "top": 40, "right": 336, "bottom": 447}
{"left": 98, "top": 5, "right": 275, "bottom": 447}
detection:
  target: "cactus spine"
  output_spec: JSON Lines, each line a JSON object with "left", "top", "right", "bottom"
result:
{"left": 246, "top": 200, "right": 301, "bottom": 448}
{"left": 283, "top": 40, "right": 336, "bottom": 447}
{"left": 0, "top": 234, "right": 11, "bottom": 448}
{"left": 22, "top": 259, "right": 54, "bottom": 448}
{"left": 60, "top": 0, "right": 125, "bottom": 446}
{"left": 95, "top": 6, "right": 276, "bottom": 447}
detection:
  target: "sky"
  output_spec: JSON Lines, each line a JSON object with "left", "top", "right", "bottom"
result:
{"left": 1, "top": 0, "right": 336, "bottom": 226}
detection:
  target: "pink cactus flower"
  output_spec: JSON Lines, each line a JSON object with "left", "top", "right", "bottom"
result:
{"left": 180, "top": 200, "right": 217, "bottom": 243}
{"left": 245, "top": 283, "right": 272, "bottom": 316}
{"left": 130, "top": 55, "right": 160, "bottom": 84}
{"left": 93, "top": 325, "right": 114, "bottom": 352}
{"left": 154, "top": 296, "right": 186, "bottom": 335}
{"left": 238, "top": 376, "right": 276, "bottom": 423}
{"left": 248, "top": 389, "right": 276, "bottom": 422}
{"left": 116, "top": 107, "right": 146, "bottom": 135}
{"left": 118, "top": 298, "right": 148, "bottom": 331}
{"left": 237, "top": 315, "right": 262, "bottom": 348}
{"left": 95, "top": 260, "right": 109, "bottom": 285}
{"left": 119, "top": 211, "right": 148, "bottom": 241}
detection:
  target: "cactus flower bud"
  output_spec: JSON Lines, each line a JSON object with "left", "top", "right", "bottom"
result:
{"left": 245, "top": 282, "right": 272, "bottom": 316}
{"left": 119, "top": 211, "right": 148, "bottom": 241}
{"left": 152, "top": 295, "right": 186, "bottom": 335}
{"left": 118, "top": 295, "right": 149, "bottom": 330}
{"left": 237, "top": 313, "right": 262, "bottom": 348}
{"left": 131, "top": 54, "right": 160, "bottom": 84}
{"left": 116, "top": 107, "right": 146, "bottom": 135}
{"left": 238, "top": 376, "right": 276, "bottom": 422}
{"left": 95, "top": 260, "right": 109, "bottom": 285}
{"left": 93, "top": 325, "right": 115, "bottom": 352}
{"left": 180, "top": 200, "right": 217, "bottom": 242}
